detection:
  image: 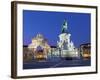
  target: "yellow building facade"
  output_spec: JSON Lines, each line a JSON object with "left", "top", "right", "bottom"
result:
{"left": 28, "top": 34, "right": 51, "bottom": 60}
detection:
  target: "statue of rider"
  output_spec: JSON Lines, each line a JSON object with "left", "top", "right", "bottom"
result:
{"left": 61, "top": 19, "right": 68, "bottom": 33}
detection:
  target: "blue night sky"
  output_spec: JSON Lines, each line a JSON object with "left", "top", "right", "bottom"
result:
{"left": 23, "top": 10, "right": 91, "bottom": 47}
